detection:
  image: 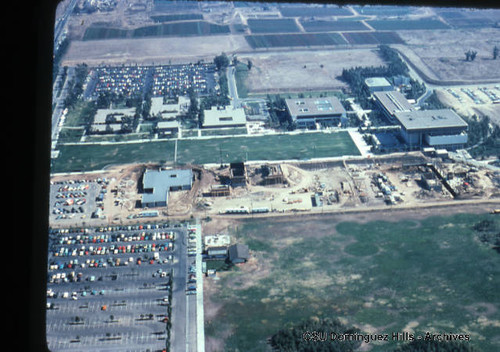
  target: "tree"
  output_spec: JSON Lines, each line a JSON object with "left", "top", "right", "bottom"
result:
{"left": 214, "top": 53, "right": 229, "bottom": 71}
{"left": 465, "top": 49, "right": 477, "bottom": 61}
{"left": 247, "top": 59, "right": 253, "bottom": 71}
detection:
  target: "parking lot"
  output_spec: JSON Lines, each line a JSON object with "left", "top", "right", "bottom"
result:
{"left": 49, "top": 178, "right": 110, "bottom": 225}
{"left": 46, "top": 223, "right": 193, "bottom": 352}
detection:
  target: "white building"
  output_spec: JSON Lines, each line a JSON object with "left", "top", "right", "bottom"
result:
{"left": 202, "top": 106, "right": 247, "bottom": 128}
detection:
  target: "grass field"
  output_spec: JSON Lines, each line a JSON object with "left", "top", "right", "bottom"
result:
{"left": 205, "top": 212, "right": 500, "bottom": 352}
{"left": 51, "top": 131, "right": 359, "bottom": 173}
{"left": 177, "top": 131, "right": 359, "bottom": 165}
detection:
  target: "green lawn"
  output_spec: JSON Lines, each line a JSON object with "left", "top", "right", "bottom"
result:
{"left": 207, "top": 213, "right": 500, "bottom": 352}
{"left": 51, "top": 131, "right": 359, "bottom": 173}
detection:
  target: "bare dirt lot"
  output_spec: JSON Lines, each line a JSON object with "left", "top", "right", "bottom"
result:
{"left": 238, "top": 48, "right": 386, "bottom": 93}
{"left": 62, "top": 35, "right": 251, "bottom": 66}
{"left": 396, "top": 28, "right": 500, "bottom": 83}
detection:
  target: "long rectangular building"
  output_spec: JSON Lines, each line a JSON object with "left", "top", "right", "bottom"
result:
{"left": 394, "top": 109, "right": 468, "bottom": 149}
{"left": 373, "top": 90, "right": 415, "bottom": 122}
{"left": 285, "top": 97, "right": 347, "bottom": 129}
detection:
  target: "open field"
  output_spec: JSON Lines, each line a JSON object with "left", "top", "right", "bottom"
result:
{"left": 203, "top": 210, "right": 500, "bottom": 352}
{"left": 51, "top": 131, "right": 360, "bottom": 173}
{"left": 176, "top": 131, "right": 360, "bottom": 165}
{"left": 396, "top": 28, "right": 500, "bottom": 83}
{"left": 240, "top": 49, "right": 386, "bottom": 93}
{"left": 61, "top": 35, "right": 252, "bottom": 66}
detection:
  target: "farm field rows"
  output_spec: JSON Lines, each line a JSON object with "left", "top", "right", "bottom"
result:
{"left": 83, "top": 21, "right": 230, "bottom": 40}
{"left": 366, "top": 19, "right": 451, "bottom": 30}
{"left": 300, "top": 20, "right": 371, "bottom": 32}
{"left": 245, "top": 33, "right": 348, "bottom": 48}
{"left": 279, "top": 5, "right": 354, "bottom": 17}
{"left": 247, "top": 19, "right": 301, "bottom": 34}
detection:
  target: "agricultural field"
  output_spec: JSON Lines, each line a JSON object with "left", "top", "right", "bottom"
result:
{"left": 279, "top": 5, "right": 354, "bottom": 17}
{"left": 366, "top": 19, "right": 451, "bottom": 31}
{"left": 150, "top": 13, "right": 204, "bottom": 22}
{"left": 351, "top": 5, "right": 419, "bottom": 17}
{"left": 247, "top": 19, "right": 301, "bottom": 34}
{"left": 51, "top": 132, "right": 360, "bottom": 173}
{"left": 83, "top": 21, "right": 230, "bottom": 40}
{"left": 342, "top": 31, "right": 405, "bottom": 45}
{"left": 204, "top": 211, "right": 500, "bottom": 352}
{"left": 300, "top": 20, "right": 371, "bottom": 32}
{"left": 436, "top": 8, "right": 500, "bottom": 28}
{"left": 245, "top": 33, "right": 347, "bottom": 49}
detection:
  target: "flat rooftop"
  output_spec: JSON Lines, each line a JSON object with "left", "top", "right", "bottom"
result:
{"left": 373, "top": 90, "right": 414, "bottom": 115}
{"left": 394, "top": 109, "right": 468, "bottom": 131}
{"left": 365, "top": 77, "right": 392, "bottom": 88}
{"left": 142, "top": 168, "right": 193, "bottom": 205}
{"left": 203, "top": 106, "right": 246, "bottom": 128}
{"left": 285, "top": 97, "right": 346, "bottom": 117}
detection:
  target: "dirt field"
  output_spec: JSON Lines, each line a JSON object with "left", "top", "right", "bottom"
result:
{"left": 238, "top": 48, "right": 386, "bottom": 93}
{"left": 62, "top": 35, "right": 251, "bottom": 66}
{"left": 395, "top": 28, "right": 500, "bottom": 83}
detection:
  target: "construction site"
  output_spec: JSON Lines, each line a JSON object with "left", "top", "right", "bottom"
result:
{"left": 49, "top": 151, "right": 500, "bottom": 227}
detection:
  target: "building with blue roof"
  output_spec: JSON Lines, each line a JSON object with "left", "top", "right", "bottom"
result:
{"left": 141, "top": 168, "right": 193, "bottom": 208}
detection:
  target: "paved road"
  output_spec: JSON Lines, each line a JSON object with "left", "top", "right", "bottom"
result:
{"left": 170, "top": 228, "right": 188, "bottom": 352}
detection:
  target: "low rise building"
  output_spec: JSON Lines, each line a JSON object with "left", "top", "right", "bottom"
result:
{"left": 394, "top": 109, "right": 468, "bottom": 150}
{"left": 365, "top": 77, "right": 393, "bottom": 93}
{"left": 285, "top": 97, "right": 347, "bottom": 129}
{"left": 202, "top": 106, "right": 246, "bottom": 128}
{"left": 141, "top": 168, "right": 193, "bottom": 208}
{"left": 373, "top": 90, "right": 415, "bottom": 122}
{"left": 90, "top": 107, "right": 136, "bottom": 134}
{"left": 150, "top": 96, "right": 189, "bottom": 120}
{"left": 228, "top": 244, "right": 249, "bottom": 264}
{"left": 156, "top": 120, "right": 180, "bottom": 136}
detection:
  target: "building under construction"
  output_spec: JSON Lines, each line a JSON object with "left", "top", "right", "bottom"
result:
{"left": 259, "top": 164, "right": 286, "bottom": 185}
{"left": 206, "top": 184, "right": 231, "bottom": 197}
{"left": 230, "top": 162, "right": 247, "bottom": 187}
